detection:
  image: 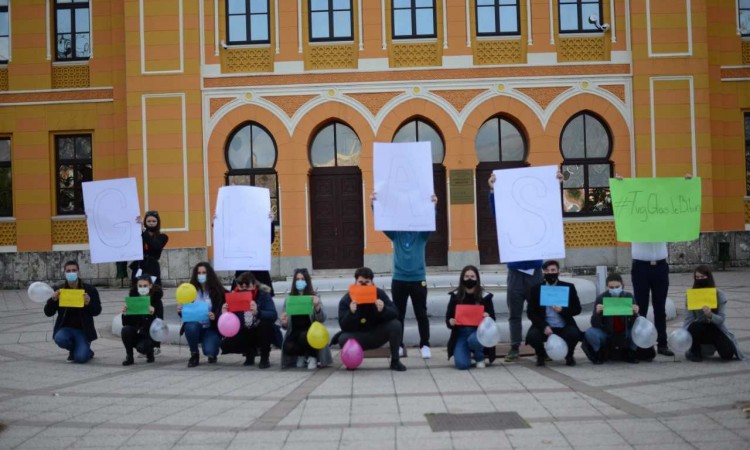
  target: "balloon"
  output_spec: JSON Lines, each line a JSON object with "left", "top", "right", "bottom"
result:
{"left": 176, "top": 283, "right": 197, "bottom": 304}
{"left": 668, "top": 328, "right": 693, "bottom": 354}
{"left": 544, "top": 334, "right": 568, "bottom": 361}
{"left": 665, "top": 298, "right": 676, "bottom": 320}
{"left": 27, "top": 282, "right": 54, "bottom": 303}
{"left": 218, "top": 313, "right": 240, "bottom": 338}
{"left": 149, "top": 318, "right": 169, "bottom": 342}
{"left": 632, "top": 316, "right": 658, "bottom": 349}
{"left": 476, "top": 317, "right": 500, "bottom": 347}
{"left": 341, "top": 338, "right": 364, "bottom": 369}
{"left": 307, "top": 322, "right": 330, "bottom": 350}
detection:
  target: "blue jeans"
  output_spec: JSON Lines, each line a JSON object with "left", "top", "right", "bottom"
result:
{"left": 53, "top": 327, "right": 92, "bottom": 363}
{"left": 584, "top": 327, "right": 636, "bottom": 352}
{"left": 453, "top": 327, "right": 484, "bottom": 370}
{"left": 184, "top": 322, "right": 221, "bottom": 357}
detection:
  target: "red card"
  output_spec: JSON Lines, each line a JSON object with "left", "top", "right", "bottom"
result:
{"left": 226, "top": 291, "right": 253, "bottom": 312}
{"left": 455, "top": 304, "right": 484, "bottom": 326}
{"left": 349, "top": 285, "right": 377, "bottom": 304}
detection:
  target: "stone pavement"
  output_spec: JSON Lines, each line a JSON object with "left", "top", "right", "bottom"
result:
{"left": 0, "top": 270, "right": 748, "bottom": 449}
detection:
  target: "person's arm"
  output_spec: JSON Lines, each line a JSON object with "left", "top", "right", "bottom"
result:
{"left": 256, "top": 294, "right": 278, "bottom": 321}
{"left": 377, "top": 289, "right": 399, "bottom": 322}
{"left": 338, "top": 295, "right": 361, "bottom": 331}
{"left": 142, "top": 232, "right": 168, "bottom": 254}
{"left": 312, "top": 297, "right": 326, "bottom": 323}
{"left": 84, "top": 286, "right": 102, "bottom": 317}
{"left": 151, "top": 291, "right": 164, "bottom": 319}
{"left": 483, "top": 293, "right": 496, "bottom": 321}
{"left": 705, "top": 290, "right": 727, "bottom": 327}
{"left": 445, "top": 293, "right": 457, "bottom": 329}
{"left": 591, "top": 295, "right": 604, "bottom": 328}
{"left": 44, "top": 290, "right": 60, "bottom": 317}
{"left": 560, "top": 284, "right": 581, "bottom": 317}
{"left": 526, "top": 286, "right": 548, "bottom": 329}
{"left": 682, "top": 307, "right": 697, "bottom": 329}
{"left": 488, "top": 174, "right": 496, "bottom": 218}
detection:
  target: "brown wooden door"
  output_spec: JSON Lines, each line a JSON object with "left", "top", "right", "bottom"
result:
{"left": 309, "top": 167, "right": 364, "bottom": 269}
{"left": 426, "top": 164, "right": 448, "bottom": 266}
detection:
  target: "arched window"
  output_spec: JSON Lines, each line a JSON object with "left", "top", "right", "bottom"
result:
{"left": 475, "top": 116, "right": 527, "bottom": 164}
{"left": 310, "top": 121, "right": 361, "bottom": 167}
{"left": 224, "top": 122, "right": 279, "bottom": 219}
{"left": 560, "top": 111, "right": 613, "bottom": 216}
{"left": 392, "top": 118, "right": 445, "bottom": 164}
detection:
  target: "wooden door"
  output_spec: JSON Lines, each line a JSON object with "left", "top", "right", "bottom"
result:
{"left": 425, "top": 164, "right": 448, "bottom": 266}
{"left": 309, "top": 167, "right": 364, "bottom": 269}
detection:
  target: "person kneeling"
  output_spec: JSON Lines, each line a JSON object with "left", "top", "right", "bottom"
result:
{"left": 121, "top": 274, "right": 163, "bottom": 365}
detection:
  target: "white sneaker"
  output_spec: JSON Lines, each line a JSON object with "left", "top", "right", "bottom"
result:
{"left": 420, "top": 346, "right": 431, "bottom": 359}
{"left": 296, "top": 356, "right": 306, "bottom": 368}
{"left": 398, "top": 346, "right": 405, "bottom": 358}
{"left": 307, "top": 357, "right": 317, "bottom": 370}
{"left": 475, "top": 361, "right": 486, "bottom": 369}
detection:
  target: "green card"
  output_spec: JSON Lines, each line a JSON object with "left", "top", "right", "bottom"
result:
{"left": 286, "top": 296, "right": 313, "bottom": 316}
{"left": 125, "top": 296, "right": 151, "bottom": 315}
{"left": 610, "top": 177, "right": 701, "bottom": 242}
{"left": 602, "top": 297, "right": 633, "bottom": 316}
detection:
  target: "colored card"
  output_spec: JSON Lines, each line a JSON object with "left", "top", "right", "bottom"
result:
{"left": 59, "top": 289, "right": 85, "bottom": 308}
{"left": 181, "top": 302, "right": 210, "bottom": 322}
{"left": 125, "top": 296, "right": 151, "bottom": 315}
{"left": 349, "top": 285, "right": 377, "bottom": 304}
{"left": 686, "top": 288, "right": 718, "bottom": 310}
{"left": 602, "top": 297, "right": 633, "bottom": 316}
{"left": 226, "top": 291, "right": 253, "bottom": 312}
{"left": 286, "top": 296, "right": 314, "bottom": 316}
{"left": 455, "top": 304, "right": 484, "bottom": 326}
{"left": 540, "top": 285, "right": 569, "bottom": 307}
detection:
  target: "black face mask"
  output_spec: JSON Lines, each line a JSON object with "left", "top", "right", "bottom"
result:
{"left": 462, "top": 279, "right": 477, "bottom": 289}
{"left": 145, "top": 225, "right": 159, "bottom": 231}
{"left": 544, "top": 273, "right": 559, "bottom": 284}
{"left": 694, "top": 278, "right": 710, "bottom": 288}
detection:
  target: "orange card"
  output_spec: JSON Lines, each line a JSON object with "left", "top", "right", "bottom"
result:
{"left": 349, "top": 285, "right": 377, "bottom": 304}
{"left": 455, "top": 304, "right": 484, "bottom": 326}
{"left": 226, "top": 291, "right": 253, "bottom": 312}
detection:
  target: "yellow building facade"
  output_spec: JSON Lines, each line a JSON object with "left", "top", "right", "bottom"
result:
{"left": 0, "top": 0, "right": 749, "bottom": 285}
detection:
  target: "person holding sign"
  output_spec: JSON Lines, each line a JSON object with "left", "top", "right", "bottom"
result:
{"left": 336, "top": 267, "right": 406, "bottom": 371}
{"left": 120, "top": 274, "right": 163, "bottom": 366}
{"left": 445, "top": 266, "right": 497, "bottom": 370}
{"left": 178, "top": 262, "right": 225, "bottom": 368}
{"left": 525, "top": 260, "right": 581, "bottom": 366}
{"left": 280, "top": 268, "right": 332, "bottom": 369}
{"left": 130, "top": 211, "right": 169, "bottom": 286}
{"left": 582, "top": 273, "right": 639, "bottom": 365}
{"left": 683, "top": 266, "right": 746, "bottom": 362}
{"left": 220, "top": 271, "right": 278, "bottom": 368}
{"left": 44, "top": 261, "right": 102, "bottom": 364}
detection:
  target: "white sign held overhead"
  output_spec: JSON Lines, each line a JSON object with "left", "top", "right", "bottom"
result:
{"left": 493, "top": 166, "right": 566, "bottom": 263}
{"left": 213, "top": 186, "right": 272, "bottom": 271}
{"left": 82, "top": 178, "right": 144, "bottom": 264}
{"left": 373, "top": 141, "right": 436, "bottom": 231}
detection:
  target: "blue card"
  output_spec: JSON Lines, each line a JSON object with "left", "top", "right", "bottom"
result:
{"left": 540, "top": 285, "right": 570, "bottom": 307}
{"left": 182, "top": 302, "right": 210, "bottom": 322}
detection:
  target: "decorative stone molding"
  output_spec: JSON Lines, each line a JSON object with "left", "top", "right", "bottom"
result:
{"left": 563, "top": 220, "right": 617, "bottom": 248}
{"left": 264, "top": 94, "right": 317, "bottom": 118}
{"left": 432, "top": 89, "right": 486, "bottom": 113}
{"left": 52, "top": 218, "right": 88, "bottom": 245}
{"left": 306, "top": 44, "right": 357, "bottom": 71}
{"left": 0, "top": 68, "right": 7, "bottom": 91}
{"left": 345, "top": 92, "right": 401, "bottom": 116}
{"left": 0, "top": 221, "right": 16, "bottom": 246}
{"left": 742, "top": 41, "right": 750, "bottom": 66}
{"left": 558, "top": 36, "right": 607, "bottom": 62}
{"left": 516, "top": 86, "right": 571, "bottom": 110}
{"left": 390, "top": 42, "right": 441, "bottom": 68}
{"left": 52, "top": 64, "right": 90, "bottom": 89}
{"left": 474, "top": 39, "right": 523, "bottom": 65}
{"left": 221, "top": 47, "right": 274, "bottom": 73}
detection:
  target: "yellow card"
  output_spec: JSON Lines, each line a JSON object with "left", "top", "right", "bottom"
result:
{"left": 686, "top": 288, "right": 717, "bottom": 310}
{"left": 59, "top": 289, "right": 85, "bottom": 308}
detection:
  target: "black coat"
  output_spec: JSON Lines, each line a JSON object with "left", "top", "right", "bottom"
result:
{"left": 129, "top": 230, "right": 169, "bottom": 283}
{"left": 527, "top": 280, "right": 581, "bottom": 330}
{"left": 445, "top": 291, "right": 497, "bottom": 363}
{"left": 338, "top": 288, "right": 399, "bottom": 332}
{"left": 122, "top": 289, "right": 164, "bottom": 333}
{"left": 44, "top": 282, "right": 102, "bottom": 342}
{"left": 590, "top": 291, "right": 637, "bottom": 334}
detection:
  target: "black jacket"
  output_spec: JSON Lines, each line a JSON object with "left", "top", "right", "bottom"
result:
{"left": 129, "top": 231, "right": 169, "bottom": 282}
{"left": 445, "top": 290, "right": 497, "bottom": 363}
{"left": 527, "top": 280, "right": 581, "bottom": 330}
{"left": 338, "top": 288, "right": 399, "bottom": 332}
{"left": 122, "top": 289, "right": 164, "bottom": 333}
{"left": 44, "top": 282, "right": 102, "bottom": 342}
{"left": 590, "top": 291, "right": 637, "bottom": 334}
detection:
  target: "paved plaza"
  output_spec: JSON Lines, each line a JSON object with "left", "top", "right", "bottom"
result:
{"left": 0, "top": 270, "right": 748, "bottom": 449}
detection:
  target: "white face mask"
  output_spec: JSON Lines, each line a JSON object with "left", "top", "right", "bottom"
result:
{"left": 137, "top": 287, "right": 150, "bottom": 296}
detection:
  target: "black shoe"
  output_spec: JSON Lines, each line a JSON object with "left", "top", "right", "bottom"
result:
{"left": 146, "top": 353, "right": 155, "bottom": 363}
{"left": 657, "top": 346, "right": 674, "bottom": 357}
{"left": 536, "top": 356, "right": 545, "bottom": 367}
{"left": 122, "top": 355, "right": 134, "bottom": 366}
{"left": 67, "top": 351, "right": 74, "bottom": 362}
{"left": 565, "top": 356, "right": 576, "bottom": 366}
{"left": 208, "top": 356, "right": 217, "bottom": 364}
{"left": 390, "top": 360, "right": 407, "bottom": 372}
{"left": 258, "top": 359, "right": 270, "bottom": 369}
{"left": 626, "top": 350, "right": 639, "bottom": 364}
{"left": 243, "top": 356, "right": 255, "bottom": 366}
{"left": 685, "top": 350, "right": 703, "bottom": 362}
{"left": 581, "top": 340, "right": 596, "bottom": 363}
{"left": 330, "top": 331, "right": 342, "bottom": 347}
{"left": 188, "top": 352, "right": 200, "bottom": 368}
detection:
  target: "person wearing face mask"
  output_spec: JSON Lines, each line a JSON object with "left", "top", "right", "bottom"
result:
{"left": 178, "top": 262, "right": 225, "bottom": 368}
{"left": 220, "top": 271, "right": 278, "bottom": 368}
{"left": 130, "top": 211, "right": 169, "bottom": 286}
{"left": 683, "top": 266, "right": 746, "bottom": 362}
{"left": 525, "top": 260, "right": 582, "bottom": 366}
{"left": 445, "top": 266, "right": 497, "bottom": 370}
{"left": 279, "top": 268, "right": 332, "bottom": 369}
{"left": 581, "top": 273, "right": 640, "bottom": 365}
{"left": 44, "top": 261, "right": 102, "bottom": 363}
{"left": 120, "top": 274, "right": 163, "bottom": 366}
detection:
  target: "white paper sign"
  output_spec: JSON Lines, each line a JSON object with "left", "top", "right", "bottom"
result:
{"left": 493, "top": 166, "right": 566, "bottom": 263}
{"left": 213, "top": 186, "right": 272, "bottom": 271}
{"left": 82, "top": 178, "right": 144, "bottom": 264}
{"left": 373, "top": 142, "right": 436, "bottom": 231}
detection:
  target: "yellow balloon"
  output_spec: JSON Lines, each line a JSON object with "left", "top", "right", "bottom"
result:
{"left": 176, "top": 283, "right": 197, "bottom": 304}
{"left": 306, "top": 322, "right": 330, "bottom": 350}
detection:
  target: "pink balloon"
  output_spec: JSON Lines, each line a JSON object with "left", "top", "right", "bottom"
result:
{"left": 341, "top": 338, "right": 364, "bottom": 369}
{"left": 218, "top": 313, "right": 240, "bottom": 338}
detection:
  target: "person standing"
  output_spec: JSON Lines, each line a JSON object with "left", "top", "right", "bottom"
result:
{"left": 130, "top": 211, "right": 169, "bottom": 286}
{"left": 630, "top": 241, "right": 673, "bottom": 356}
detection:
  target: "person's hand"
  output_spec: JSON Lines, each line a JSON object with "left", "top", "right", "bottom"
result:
{"left": 488, "top": 173, "right": 495, "bottom": 191}
{"left": 280, "top": 312, "right": 288, "bottom": 327}
{"left": 52, "top": 290, "right": 60, "bottom": 302}
{"left": 551, "top": 305, "right": 562, "bottom": 313}
{"left": 176, "top": 304, "right": 183, "bottom": 314}
{"left": 702, "top": 305, "right": 712, "bottom": 318}
{"left": 121, "top": 305, "right": 127, "bottom": 314}
{"left": 449, "top": 318, "right": 456, "bottom": 326}
{"left": 349, "top": 301, "right": 357, "bottom": 314}
{"left": 208, "top": 312, "right": 215, "bottom": 321}
{"left": 431, "top": 194, "right": 438, "bottom": 204}
{"left": 149, "top": 306, "right": 155, "bottom": 315}
{"left": 136, "top": 216, "right": 143, "bottom": 223}
{"left": 222, "top": 303, "right": 229, "bottom": 313}
{"left": 685, "top": 173, "right": 693, "bottom": 179}
{"left": 250, "top": 301, "right": 258, "bottom": 315}
{"left": 544, "top": 326, "right": 553, "bottom": 336}
{"left": 632, "top": 304, "right": 639, "bottom": 315}
{"left": 370, "top": 192, "right": 377, "bottom": 203}
{"left": 614, "top": 173, "right": 624, "bottom": 181}
{"left": 596, "top": 304, "right": 604, "bottom": 314}
{"left": 556, "top": 171, "right": 564, "bottom": 182}
{"left": 375, "top": 299, "right": 384, "bottom": 312}
{"left": 483, "top": 312, "right": 489, "bottom": 318}
{"left": 83, "top": 293, "right": 91, "bottom": 306}
{"left": 312, "top": 295, "right": 321, "bottom": 312}
{"left": 268, "top": 212, "right": 274, "bottom": 220}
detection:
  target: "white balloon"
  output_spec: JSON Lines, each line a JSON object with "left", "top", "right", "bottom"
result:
{"left": 27, "top": 282, "right": 54, "bottom": 303}
{"left": 632, "top": 316, "right": 658, "bottom": 349}
{"left": 150, "top": 318, "right": 169, "bottom": 342}
{"left": 544, "top": 334, "right": 568, "bottom": 361}
{"left": 664, "top": 298, "right": 676, "bottom": 321}
{"left": 476, "top": 317, "right": 500, "bottom": 347}
{"left": 668, "top": 328, "right": 693, "bottom": 354}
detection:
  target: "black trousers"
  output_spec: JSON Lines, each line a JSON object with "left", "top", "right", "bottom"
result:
{"left": 631, "top": 259, "right": 669, "bottom": 347}
{"left": 392, "top": 280, "right": 430, "bottom": 347}
{"left": 339, "top": 319, "right": 402, "bottom": 361}
{"left": 221, "top": 321, "right": 273, "bottom": 360}
{"left": 283, "top": 330, "right": 317, "bottom": 358}
{"left": 526, "top": 324, "right": 581, "bottom": 359}
{"left": 121, "top": 325, "right": 155, "bottom": 356}
{"left": 688, "top": 322, "right": 736, "bottom": 360}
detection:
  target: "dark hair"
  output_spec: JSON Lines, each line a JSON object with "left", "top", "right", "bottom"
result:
{"left": 130, "top": 273, "right": 163, "bottom": 297}
{"left": 693, "top": 265, "right": 716, "bottom": 289}
{"left": 291, "top": 268, "right": 315, "bottom": 295}
{"left": 354, "top": 267, "right": 374, "bottom": 281}
{"left": 63, "top": 260, "right": 79, "bottom": 270}
{"left": 542, "top": 260, "right": 560, "bottom": 270}
{"left": 454, "top": 265, "right": 483, "bottom": 304}
{"left": 144, "top": 210, "right": 161, "bottom": 233}
{"left": 606, "top": 273, "right": 623, "bottom": 285}
{"left": 190, "top": 262, "right": 225, "bottom": 304}
{"left": 235, "top": 271, "right": 257, "bottom": 287}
